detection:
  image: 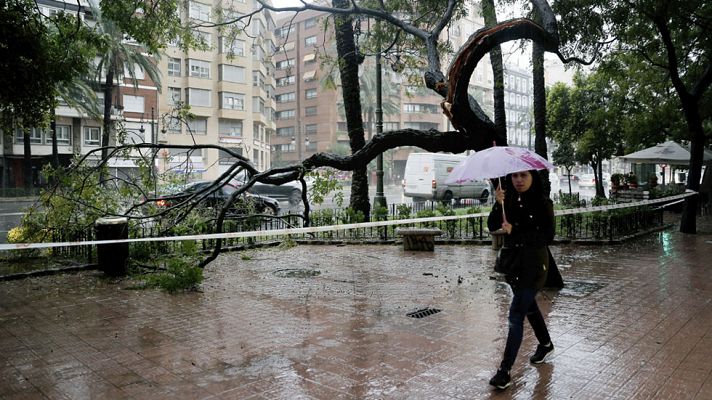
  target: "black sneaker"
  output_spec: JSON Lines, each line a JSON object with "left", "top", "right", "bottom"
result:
{"left": 489, "top": 369, "right": 512, "bottom": 390}
{"left": 530, "top": 343, "right": 554, "bottom": 364}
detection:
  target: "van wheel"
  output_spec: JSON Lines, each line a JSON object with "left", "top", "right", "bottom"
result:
{"left": 442, "top": 191, "right": 453, "bottom": 204}
{"left": 479, "top": 189, "right": 490, "bottom": 203}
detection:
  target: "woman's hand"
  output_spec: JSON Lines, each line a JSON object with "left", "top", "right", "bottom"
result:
{"left": 495, "top": 186, "right": 506, "bottom": 205}
{"left": 501, "top": 221, "right": 512, "bottom": 234}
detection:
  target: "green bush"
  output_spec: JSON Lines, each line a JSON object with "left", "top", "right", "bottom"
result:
{"left": 396, "top": 204, "right": 412, "bottom": 220}
{"left": 143, "top": 256, "right": 203, "bottom": 293}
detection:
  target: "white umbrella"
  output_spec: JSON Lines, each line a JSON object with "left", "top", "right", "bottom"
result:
{"left": 446, "top": 146, "right": 554, "bottom": 223}
{"left": 446, "top": 146, "right": 554, "bottom": 184}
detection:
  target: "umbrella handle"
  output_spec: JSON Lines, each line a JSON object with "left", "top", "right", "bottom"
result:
{"left": 498, "top": 177, "right": 508, "bottom": 224}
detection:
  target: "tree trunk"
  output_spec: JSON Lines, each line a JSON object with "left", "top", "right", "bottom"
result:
{"left": 102, "top": 67, "right": 115, "bottom": 162}
{"left": 50, "top": 115, "right": 59, "bottom": 169}
{"left": 22, "top": 128, "right": 32, "bottom": 190}
{"left": 679, "top": 103, "right": 705, "bottom": 234}
{"left": 532, "top": 33, "right": 550, "bottom": 196}
{"left": 333, "top": 0, "right": 370, "bottom": 220}
{"left": 481, "top": 0, "right": 506, "bottom": 142}
{"left": 596, "top": 157, "right": 605, "bottom": 198}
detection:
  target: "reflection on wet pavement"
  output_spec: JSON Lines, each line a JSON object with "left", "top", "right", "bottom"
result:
{"left": 1, "top": 215, "right": 711, "bottom": 399}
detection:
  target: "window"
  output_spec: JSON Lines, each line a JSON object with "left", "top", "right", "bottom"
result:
{"left": 276, "top": 58, "right": 295, "bottom": 70}
{"left": 84, "top": 127, "right": 101, "bottom": 145}
{"left": 48, "top": 125, "right": 71, "bottom": 145}
{"left": 276, "top": 126, "right": 295, "bottom": 136}
{"left": 168, "top": 57, "right": 181, "bottom": 76}
{"left": 275, "top": 110, "right": 295, "bottom": 120}
{"left": 305, "top": 88, "right": 317, "bottom": 99}
{"left": 252, "top": 97, "right": 265, "bottom": 114}
{"left": 218, "top": 119, "right": 243, "bottom": 137}
{"left": 123, "top": 95, "right": 144, "bottom": 113}
{"left": 276, "top": 75, "right": 295, "bottom": 87}
{"left": 304, "top": 35, "right": 317, "bottom": 46}
{"left": 219, "top": 148, "right": 242, "bottom": 164}
{"left": 305, "top": 106, "right": 317, "bottom": 116}
{"left": 193, "top": 30, "right": 211, "bottom": 47}
{"left": 165, "top": 117, "right": 181, "bottom": 134}
{"left": 383, "top": 122, "right": 399, "bottom": 131}
{"left": 275, "top": 26, "right": 290, "bottom": 38}
{"left": 403, "top": 103, "right": 439, "bottom": 114}
{"left": 219, "top": 65, "right": 245, "bottom": 83}
{"left": 188, "top": 59, "right": 210, "bottom": 78}
{"left": 187, "top": 118, "right": 207, "bottom": 134}
{"left": 275, "top": 92, "right": 295, "bottom": 103}
{"left": 220, "top": 37, "right": 245, "bottom": 56}
{"left": 15, "top": 127, "right": 45, "bottom": 144}
{"left": 186, "top": 88, "right": 211, "bottom": 107}
{"left": 168, "top": 87, "right": 181, "bottom": 106}
{"left": 304, "top": 17, "right": 317, "bottom": 29}
{"left": 189, "top": 2, "right": 211, "bottom": 21}
{"left": 337, "top": 122, "right": 347, "bottom": 132}
{"left": 253, "top": 70, "right": 265, "bottom": 88}
{"left": 305, "top": 124, "right": 317, "bottom": 134}
{"left": 302, "top": 70, "right": 316, "bottom": 81}
{"left": 124, "top": 63, "right": 144, "bottom": 80}
{"left": 220, "top": 92, "right": 245, "bottom": 110}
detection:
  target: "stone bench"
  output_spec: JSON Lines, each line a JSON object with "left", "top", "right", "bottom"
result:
{"left": 395, "top": 227, "right": 443, "bottom": 251}
{"left": 490, "top": 228, "right": 507, "bottom": 250}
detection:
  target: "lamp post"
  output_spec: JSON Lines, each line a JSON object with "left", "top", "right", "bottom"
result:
{"left": 373, "top": 51, "right": 387, "bottom": 208}
{"left": 291, "top": 136, "right": 310, "bottom": 160}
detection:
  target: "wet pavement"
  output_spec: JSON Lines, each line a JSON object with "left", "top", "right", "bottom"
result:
{"left": 1, "top": 214, "right": 712, "bottom": 399}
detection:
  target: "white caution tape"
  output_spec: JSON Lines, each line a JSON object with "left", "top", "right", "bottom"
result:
{"left": 0, "top": 191, "right": 697, "bottom": 251}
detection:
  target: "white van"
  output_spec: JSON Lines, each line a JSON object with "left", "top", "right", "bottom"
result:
{"left": 402, "top": 152, "right": 491, "bottom": 203}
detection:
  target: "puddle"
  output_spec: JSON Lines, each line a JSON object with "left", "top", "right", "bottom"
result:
{"left": 557, "top": 280, "right": 605, "bottom": 298}
{"left": 273, "top": 268, "right": 321, "bottom": 278}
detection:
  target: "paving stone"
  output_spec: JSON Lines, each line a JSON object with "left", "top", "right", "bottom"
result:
{"left": 0, "top": 213, "right": 710, "bottom": 399}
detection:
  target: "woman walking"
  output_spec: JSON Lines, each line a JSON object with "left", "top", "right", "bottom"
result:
{"left": 487, "top": 170, "right": 555, "bottom": 390}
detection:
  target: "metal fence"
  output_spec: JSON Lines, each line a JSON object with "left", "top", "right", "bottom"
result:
{"left": 0, "top": 199, "right": 673, "bottom": 272}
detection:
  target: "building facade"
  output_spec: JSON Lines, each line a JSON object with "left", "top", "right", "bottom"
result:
{"left": 157, "top": 0, "right": 277, "bottom": 180}
{"left": 1, "top": 0, "right": 278, "bottom": 190}
{"left": 272, "top": 3, "right": 524, "bottom": 182}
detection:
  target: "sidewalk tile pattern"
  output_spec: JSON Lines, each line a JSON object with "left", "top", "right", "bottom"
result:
{"left": 1, "top": 216, "right": 711, "bottom": 399}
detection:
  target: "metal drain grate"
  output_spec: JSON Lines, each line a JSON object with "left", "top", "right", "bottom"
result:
{"left": 406, "top": 308, "right": 442, "bottom": 319}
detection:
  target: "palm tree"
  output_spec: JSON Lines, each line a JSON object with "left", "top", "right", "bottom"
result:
{"left": 89, "top": 0, "right": 161, "bottom": 161}
{"left": 335, "top": 58, "right": 401, "bottom": 140}
{"left": 50, "top": 78, "right": 102, "bottom": 169}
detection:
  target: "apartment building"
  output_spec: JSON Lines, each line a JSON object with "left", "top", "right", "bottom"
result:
{"left": 0, "top": 0, "right": 160, "bottom": 189}
{"left": 158, "top": 1, "right": 277, "bottom": 180}
{"left": 1, "top": 0, "right": 277, "bottom": 190}
{"left": 272, "top": 4, "right": 507, "bottom": 181}
{"left": 504, "top": 65, "right": 534, "bottom": 148}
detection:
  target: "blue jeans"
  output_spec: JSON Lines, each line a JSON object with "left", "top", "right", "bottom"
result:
{"left": 499, "top": 287, "right": 551, "bottom": 371}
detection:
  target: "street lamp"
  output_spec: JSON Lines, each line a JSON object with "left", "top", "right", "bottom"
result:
{"left": 373, "top": 50, "right": 387, "bottom": 208}
{"left": 291, "top": 136, "right": 310, "bottom": 160}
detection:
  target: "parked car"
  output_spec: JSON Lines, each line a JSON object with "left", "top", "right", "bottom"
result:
{"left": 233, "top": 171, "right": 306, "bottom": 205}
{"left": 559, "top": 174, "right": 579, "bottom": 184}
{"left": 578, "top": 174, "right": 597, "bottom": 187}
{"left": 153, "top": 181, "right": 279, "bottom": 216}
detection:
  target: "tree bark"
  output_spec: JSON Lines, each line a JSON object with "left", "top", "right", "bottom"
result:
{"left": 481, "top": 0, "right": 506, "bottom": 143}
{"left": 333, "top": 0, "right": 370, "bottom": 220}
{"left": 23, "top": 128, "right": 32, "bottom": 190}
{"left": 102, "top": 67, "right": 115, "bottom": 162}
{"left": 532, "top": 10, "right": 550, "bottom": 197}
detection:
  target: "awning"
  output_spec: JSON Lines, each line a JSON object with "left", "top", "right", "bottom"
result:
{"left": 303, "top": 53, "right": 316, "bottom": 62}
{"left": 620, "top": 141, "right": 712, "bottom": 166}
{"left": 302, "top": 70, "right": 316, "bottom": 81}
